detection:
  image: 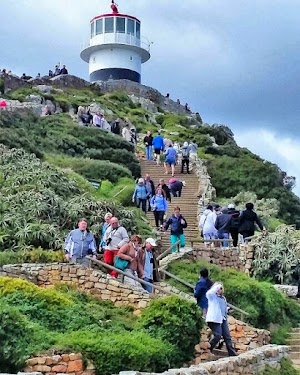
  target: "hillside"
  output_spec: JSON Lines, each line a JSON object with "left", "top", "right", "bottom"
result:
{"left": 1, "top": 79, "right": 299, "bottom": 229}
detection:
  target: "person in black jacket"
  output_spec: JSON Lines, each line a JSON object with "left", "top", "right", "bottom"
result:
{"left": 238, "top": 203, "right": 265, "bottom": 241}
{"left": 157, "top": 178, "right": 171, "bottom": 203}
{"left": 227, "top": 204, "right": 240, "bottom": 247}
{"left": 144, "top": 131, "right": 154, "bottom": 160}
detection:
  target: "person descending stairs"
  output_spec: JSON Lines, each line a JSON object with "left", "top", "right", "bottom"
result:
{"left": 140, "top": 159, "right": 200, "bottom": 250}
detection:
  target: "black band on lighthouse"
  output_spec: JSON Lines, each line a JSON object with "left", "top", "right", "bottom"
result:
{"left": 90, "top": 68, "right": 141, "bottom": 83}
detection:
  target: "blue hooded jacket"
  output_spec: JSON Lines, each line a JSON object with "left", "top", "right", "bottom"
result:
{"left": 153, "top": 135, "right": 164, "bottom": 150}
{"left": 150, "top": 194, "right": 168, "bottom": 212}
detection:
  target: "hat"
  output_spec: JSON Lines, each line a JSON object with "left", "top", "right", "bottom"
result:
{"left": 145, "top": 238, "right": 157, "bottom": 247}
{"left": 182, "top": 181, "right": 187, "bottom": 187}
{"left": 228, "top": 204, "right": 235, "bottom": 209}
{"left": 183, "top": 141, "right": 188, "bottom": 147}
{"left": 138, "top": 178, "right": 144, "bottom": 184}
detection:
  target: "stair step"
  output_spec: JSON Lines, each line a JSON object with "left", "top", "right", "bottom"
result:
{"left": 289, "top": 352, "right": 300, "bottom": 360}
{"left": 289, "top": 339, "right": 300, "bottom": 345}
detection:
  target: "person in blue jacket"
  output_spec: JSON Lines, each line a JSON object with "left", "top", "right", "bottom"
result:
{"left": 194, "top": 268, "right": 213, "bottom": 318}
{"left": 164, "top": 206, "right": 187, "bottom": 252}
{"left": 153, "top": 132, "right": 165, "bottom": 165}
{"left": 164, "top": 144, "right": 177, "bottom": 177}
{"left": 132, "top": 178, "right": 150, "bottom": 213}
{"left": 150, "top": 187, "right": 168, "bottom": 230}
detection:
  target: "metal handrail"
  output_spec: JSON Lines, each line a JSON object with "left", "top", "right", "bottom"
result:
{"left": 113, "top": 185, "right": 128, "bottom": 198}
{"left": 156, "top": 240, "right": 181, "bottom": 261}
{"left": 160, "top": 269, "right": 250, "bottom": 321}
{"left": 86, "top": 256, "right": 172, "bottom": 295}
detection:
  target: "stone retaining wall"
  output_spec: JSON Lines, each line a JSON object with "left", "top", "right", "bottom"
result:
{"left": 184, "top": 247, "right": 243, "bottom": 271}
{"left": 119, "top": 345, "right": 289, "bottom": 375}
{"left": 194, "top": 316, "right": 270, "bottom": 364}
{"left": 0, "top": 263, "right": 151, "bottom": 314}
{"left": 24, "top": 353, "right": 94, "bottom": 375}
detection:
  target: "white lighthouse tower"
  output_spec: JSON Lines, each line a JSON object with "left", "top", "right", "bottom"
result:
{"left": 80, "top": 1, "right": 151, "bottom": 83}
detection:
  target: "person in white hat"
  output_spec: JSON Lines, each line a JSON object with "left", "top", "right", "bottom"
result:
{"left": 140, "top": 238, "right": 158, "bottom": 293}
{"left": 181, "top": 141, "right": 190, "bottom": 174}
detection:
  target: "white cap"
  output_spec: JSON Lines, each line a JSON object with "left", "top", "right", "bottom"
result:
{"left": 145, "top": 238, "right": 157, "bottom": 247}
{"left": 183, "top": 141, "right": 189, "bottom": 147}
{"left": 228, "top": 204, "right": 235, "bottom": 209}
{"left": 182, "top": 181, "right": 187, "bottom": 187}
{"left": 138, "top": 178, "right": 144, "bottom": 184}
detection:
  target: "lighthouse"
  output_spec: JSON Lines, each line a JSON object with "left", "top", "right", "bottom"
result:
{"left": 80, "top": 1, "right": 151, "bottom": 83}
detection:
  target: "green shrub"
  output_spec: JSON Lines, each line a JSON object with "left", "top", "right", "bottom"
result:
{"left": 0, "top": 304, "right": 52, "bottom": 372}
{"left": 0, "top": 248, "right": 64, "bottom": 266}
{"left": 167, "top": 260, "right": 300, "bottom": 329}
{"left": 59, "top": 330, "right": 173, "bottom": 375}
{"left": 0, "top": 78, "right": 4, "bottom": 94}
{"left": 46, "top": 154, "right": 132, "bottom": 183}
{"left": 270, "top": 324, "right": 291, "bottom": 345}
{"left": 260, "top": 358, "right": 300, "bottom": 375}
{"left": 138, "top": 296, "right": 203, "bottom": 365}
{"left": 97, "top": 177, "right": 135, "bottom": 206}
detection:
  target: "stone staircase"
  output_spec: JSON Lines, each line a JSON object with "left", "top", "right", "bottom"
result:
{"left": 288, "top": 328, "right": 300, "bottom": 369}
{"left": 139, "top": 159, "right": 201, "bottom": 250}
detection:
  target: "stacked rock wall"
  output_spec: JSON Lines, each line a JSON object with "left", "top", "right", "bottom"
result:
{"left": 0, "top": 263, "right": 151, "bottom": 314}
{"left": 24, "top": 353, "right": 94, "bottom": 375}
{"left": 117, "top": 345, "right": 289, "bottom": 375}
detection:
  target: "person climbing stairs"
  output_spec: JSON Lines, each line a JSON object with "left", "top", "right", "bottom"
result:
{"left": 140, "top": 159, "right": 201, "bottom": 250}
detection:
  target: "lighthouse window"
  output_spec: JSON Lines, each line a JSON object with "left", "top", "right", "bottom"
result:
{"left": 91, "top": 22, "right": 95, "bottom": 37}
{"left": 96, "top": 19, "right": 103, "bottom": 35}
{"left": 136, "top": 22, "right": 141, "bottom": 39}
{"left": 116, "top": 17, "right": 125, "bottom": 33}
{"left": 105, "top": 17, "right": 114, "bottom": 33}
{"left": 127, "top": 19, "right": 135, "bottom": 35}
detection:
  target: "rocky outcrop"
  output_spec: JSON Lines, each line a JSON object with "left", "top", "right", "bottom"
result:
{"left": 96, "top": 79, "right": 198, "bottom": 116}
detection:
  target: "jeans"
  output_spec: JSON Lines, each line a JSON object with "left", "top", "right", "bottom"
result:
{"left": 208, "top": 320, "right": 237, "bottom": 356}
{"left": 145, "top": 146, "right": 153, "bottom": 160}
{"left": 153, "top": 210, "right": 165, "bottom": 227}
{"left": 181, "top": 158, "right": 190, "bottom": 173}
{"left": 171, "top": 234, "right": 185, "bottom": 252}
{"left": 144, "top": 277, "right": 153, "bottom": 293}
{"left": 136, "top": 198, "right": 147, "bottom": 213}
{"left": 218, "top": 231, "right": 229, "bottom": 247}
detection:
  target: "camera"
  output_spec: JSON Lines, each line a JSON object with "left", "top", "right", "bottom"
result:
{"left": 106, "top": 237, "right": 112, "bottom": 246}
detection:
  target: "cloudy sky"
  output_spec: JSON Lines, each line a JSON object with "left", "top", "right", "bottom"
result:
{"left": 1, "top": 0, "right": 300, "bottom": 194}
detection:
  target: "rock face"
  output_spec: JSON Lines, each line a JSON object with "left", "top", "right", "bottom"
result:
{"left": 96, "top": 79, "right": 199, "bottom": 116}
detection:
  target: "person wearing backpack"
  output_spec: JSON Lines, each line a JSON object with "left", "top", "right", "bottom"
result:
{"left": 227, "top": 204, "right": 240, "bottom": 247}
{"left": 143, "top": 130, "right": 153, "bottom": 161}
{"left": 181, "top": 141, "right": 190, "bottom": 174}
{"left": 150, "top": 188, "right": 168, "bottom": 230}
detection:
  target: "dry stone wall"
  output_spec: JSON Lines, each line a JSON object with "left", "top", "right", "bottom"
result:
{"left": 24, "top": 353, "right": 94, "bottom": 375}
{"left": 118, "top": 345, "right": 289, "bottom": 375}
{"left": 0, "top": 263, "right": 151, "bottom": 314}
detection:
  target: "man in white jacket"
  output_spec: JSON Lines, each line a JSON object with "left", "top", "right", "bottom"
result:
{"left": 206, "top": 283, "right": 237, "bottom": 356}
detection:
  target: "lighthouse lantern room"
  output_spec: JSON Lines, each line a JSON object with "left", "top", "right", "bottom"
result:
{"left": 80, "top": 1, "right": 151, "bottom": 83}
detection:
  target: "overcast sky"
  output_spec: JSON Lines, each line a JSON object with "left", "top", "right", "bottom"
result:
{"left": 1, "top": 0, "right": 300, "bottom": 194}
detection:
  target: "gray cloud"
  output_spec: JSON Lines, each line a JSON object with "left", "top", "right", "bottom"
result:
{"left": 1, "top": 0, "right": 300, "bottom": 188}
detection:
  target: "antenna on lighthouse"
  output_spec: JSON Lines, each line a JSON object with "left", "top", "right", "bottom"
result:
{"left": 111, "top": 0, "right": 119, "bottom": 14}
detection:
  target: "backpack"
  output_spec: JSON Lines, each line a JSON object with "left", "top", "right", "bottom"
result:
{"left": 182, "top": 147, "right": 190, "bottom": 158}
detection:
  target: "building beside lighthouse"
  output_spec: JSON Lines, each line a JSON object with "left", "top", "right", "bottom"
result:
{"left": 80, "top": 1, "right": 151, "bottom": 83}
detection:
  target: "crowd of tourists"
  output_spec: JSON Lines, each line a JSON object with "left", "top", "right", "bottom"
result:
{"left": 132, "top": 174, "right": 187, "bottom": 250}
{"left": 199, "top": 202, "right": 265, "bottom": 247}
{"left": 143, "top": 130, "right": 198, "bottom": 176}
{"left": 77, "top": 107, "right": 138, "bottom": 144}
{"left": 64, "top": 217, "right": 160, "bottom": 293}
{"left": 1, "top": 64, "right": 69, "bottom": 81}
